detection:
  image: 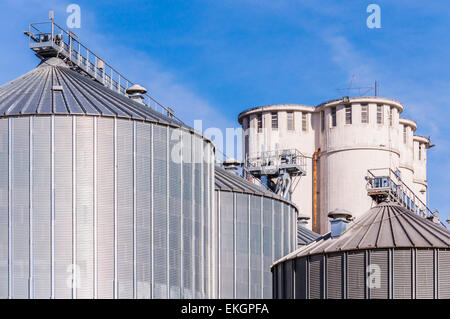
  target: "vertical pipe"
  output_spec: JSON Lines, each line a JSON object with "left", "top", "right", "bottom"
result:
{"left": 313, "top": 148, "right": 320, "bottom": 233}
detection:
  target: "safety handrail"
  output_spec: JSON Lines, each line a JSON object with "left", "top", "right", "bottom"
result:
{"left": 366, "top": 168, "right": 438, "bottom": 220}
{"left": 26, "top": 20, "right": 183, "bottom": 123}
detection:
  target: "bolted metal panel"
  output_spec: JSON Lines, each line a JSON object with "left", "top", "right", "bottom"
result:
{"left": 0, "top": 114, "right": 214, "bottom": 299}
{"left": 309, "top": 254, "right": 323, "bottom": 299}
{"left": 0, "top": 119, "right": 8, "bottom": 298}
{"left": 202, "top": 145, "right": 210, "bottom": 298}
{"left": 416, "top": 249, "right": 434, "bottom": 299}
{"left": 393, "top": 249, "right": 412, "bottom": 299}
{"left": 216, "top": 190, "right": 220, "bottom": 297}
{"left": 327, "top": 253, "right": 343, "bottom": 299}
{"left": 32, "top": 116, "right": 51, "bottom": 299}
{"left": 273, "top": 201, "right": 282, "bottom": 261}
{"left": 235, "top": 193, "right": 249, "bottom": 298}
{"left": 12, "top": 117, "right": 30, "bottom": 299}
{"left": 347, "top": 251, "right": 365, "bottom": 299}
{"left": 52, "top": 117, "right": 73, "bottom": 299}
{"left": 219, "top": 191, "right": 234, "bottom": 298}
{"left": 168, "top": 128, "right": 182, "bottom": 298}
{"left": 135, "top": 121, "right": 152, "bottom": 299}
{"left": 282, "top": 204, "right": 290, "bottom": 257}
{"left": 271, "top": 265, "right": 277, "bottom": 299}
{"left": 96, "top": 117, "right": 115, "bottom": 299}
{"left": 76, "top": 116, "right": 94, "bottom": 298}
{"left": 193, "top": 135, "right": 202, "bottom": 298}
{"left": 295, "top": 257, "right": 307, "bottom": 299}
{"left": 116, "top": 119, "right": 134, "bottom": 298}
{"left": 249, "top": 195, "right": 262, "bottom": 299}
{"left": 283, "top": 260, "right": 293, "bottom": 299}
{"left": 262, "top": 198, "right": 273, "bottom": 298}
{"left": 369, "top": 249, "right": 389, "bottom": 299}
{"left": 152, "top": 124, "right": 168, "bottom": 298}
{"left": 276, "top": 264, "right": 283, "bottom": 299}
{"left": 438, "top": 249, "right": 450, "bottom": 299}
{"left": 181, "top": 131, "right": 193, "bottom": 298}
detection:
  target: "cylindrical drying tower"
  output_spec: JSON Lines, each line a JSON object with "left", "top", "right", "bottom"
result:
{"left": 316, "top": 97, "right": 403, "bottom": 233}
{"left": 214, "top": 166, "right": 298, "bottom": 298}
{"left": 272, "top": 201, "right": 450, "bottom": 299}
{"left": 238, "top": 97, "right": 432, "bottom": 234}
{"left": 238, "top": 104, "right": 315, "bottom": 231}
{"left": 0, "top": 57, "right": 215, "bottom": 299}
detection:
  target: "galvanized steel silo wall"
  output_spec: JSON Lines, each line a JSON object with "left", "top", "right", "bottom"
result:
{"left": 0, "top": 115, "right": 214, "bottom": 299}
{"left": 214, "top": 189, "right": 297, "bottom": 298}
{"left": 272, "top": 248, "right": 450, "bottom": 299}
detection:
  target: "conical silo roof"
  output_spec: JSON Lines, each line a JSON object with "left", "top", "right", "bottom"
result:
{"left": 297, "top": 226, "right": 321, "bottom": 246}
{"left": 214, "top": 165, "right": 299, "bottom": 209}
{"left": 273, "top": 201, "right": 450, "bottom": 266}
{"left": 0, "top": 57, "right": 187, "bottom": 128}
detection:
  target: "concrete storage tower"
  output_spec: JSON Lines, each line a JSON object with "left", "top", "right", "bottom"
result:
{"left": 239, "top": 97, "right": 433, "bottom": 234}
{"left": 214, "top": 166, "right": 298, "bottom": 298}
{"left": 271, "top": 201, "right": 450, "bottom": 299}
{"left": 0, "top": 21, "right": 215, "bottom": 299}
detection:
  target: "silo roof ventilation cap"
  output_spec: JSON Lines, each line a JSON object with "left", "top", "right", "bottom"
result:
{"left": 223, "top": 158, "right": 240, "bottom": 174}
{"left": 297, "top": 213, "right": 310, "bottom": 227}
{"left": 126, "top": 84, "right": 147, "bottom": 104}
{"left": 328, "top": 208, "right": 353, "bottom": 237}
{"left": 126, "top": 84, "right": 147, "bottom": 94}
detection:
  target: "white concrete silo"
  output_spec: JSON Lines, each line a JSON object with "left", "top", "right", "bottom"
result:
{"left": 239, "top": 97, "right": 431, "bottom": 234}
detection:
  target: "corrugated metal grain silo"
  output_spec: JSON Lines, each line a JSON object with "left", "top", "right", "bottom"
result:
{"left": 0, "top": 57, "right": 215, "bottom": 299}
{"left": 214, "top": 166, "right": 298, "bottom": 298}
{"left": 272, "top": 201, "right": 450, "bottom": 299}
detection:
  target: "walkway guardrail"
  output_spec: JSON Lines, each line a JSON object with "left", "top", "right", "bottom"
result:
{"left": 25, "top": 20, "right": 182, "bottom": 123}
{"left": 366, "top": 168, "right": 439, "bottom": 221}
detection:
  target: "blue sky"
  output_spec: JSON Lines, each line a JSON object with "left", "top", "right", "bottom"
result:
{"left": 0, "top": 0, "right": 449, "bottom": 220}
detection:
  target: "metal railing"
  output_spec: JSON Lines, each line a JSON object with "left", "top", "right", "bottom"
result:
{"left": 366, "top": 168, "right": 438, "bottom": 220}
{"left": 245, "top": 149, "right": 306, "bottom": 174}
{"left": 25, "top": 20, "right": 182, "bottom": 123}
